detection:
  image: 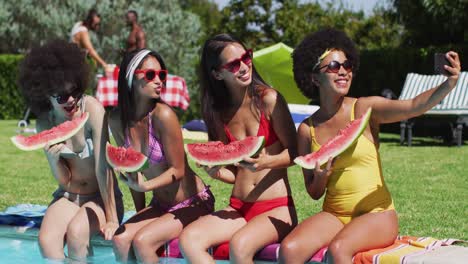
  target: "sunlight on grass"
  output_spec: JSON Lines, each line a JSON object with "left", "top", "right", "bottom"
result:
{"left": 1, "top": 120, "right": 467, "bottom": 240}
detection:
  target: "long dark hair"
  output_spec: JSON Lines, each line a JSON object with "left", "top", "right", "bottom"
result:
{"left": 117, "top": 49, "right": 167, "bottom": 135}
{"left": 82, "top": 9, "right": 100, "bottom": 29}
{"left": 200, "top": 33, "right": 270, "bottom": 141}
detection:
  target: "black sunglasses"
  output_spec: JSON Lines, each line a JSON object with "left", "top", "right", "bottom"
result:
{"left": 134, "top": 69, "right": 168, "bottom": 83}
{"left": 317, "top": 60, "right": 353, "bottom": 73}
{"left": 52, "top": 89, "right": 83, "bottom": 104}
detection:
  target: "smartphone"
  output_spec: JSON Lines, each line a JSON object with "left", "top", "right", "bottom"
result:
{"left": 434, "top": 53, "right": 450, "bottom": 75}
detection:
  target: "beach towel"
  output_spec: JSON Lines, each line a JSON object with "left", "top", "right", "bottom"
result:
{"left": 353, "top": 236, "right": 463, "bottom": 264}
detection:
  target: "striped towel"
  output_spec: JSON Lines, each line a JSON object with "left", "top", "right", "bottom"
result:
{"left": 353, "top": 236, "right": 461, "bottom": 264}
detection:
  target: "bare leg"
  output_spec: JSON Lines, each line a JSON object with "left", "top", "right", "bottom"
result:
{"left": 279, "top": 211, "right": 344, "bottom": 264}
{"left": 132, "top": 203, "right": 213, "bottom": 263}
{"left": 179, "top": 207, "right": 247, "bottom": 264}
{"left": 39, "top": 198, "right": 80, "bottom": 260}
{"left": 328, "top": 210, "right": 398, "bottom": 264}
{"left": 112, "top": 206, "right": 163, "bottom": 263}
{"left": 66, "top": 201, "right": 108, "bottom": 262}
{"left": 229, "top": 205, "right": 296, "bottom": 264}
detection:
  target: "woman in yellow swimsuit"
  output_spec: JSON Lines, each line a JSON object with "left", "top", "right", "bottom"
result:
{"left": 279, "top": 28, "right": 461, "bottom": 264}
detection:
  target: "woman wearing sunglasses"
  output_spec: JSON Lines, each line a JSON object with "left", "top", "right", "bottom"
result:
{"left": 109, "top": 49, "right": 214, "bottom": 263}
{"left": 18, "top": 40, "right": 124, "bottom": 261}
{"left": 178, "top": 33, "right": 298, "bottom": 263}
{"left": 279, "top": 28, "right": 461, "bottom": 263}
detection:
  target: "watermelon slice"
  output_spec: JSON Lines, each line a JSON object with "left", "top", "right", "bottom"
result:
{"left": 294, "top": 108, "right": 372, "bottom": 169}
{"left": 185, "top": 136, "right": 265, "bottom": 166}
{"left": 10, "top": 112, "right": 89, "bottom": 151}
{"left": 106, "top": 142, "right": 149, "bottom": 172}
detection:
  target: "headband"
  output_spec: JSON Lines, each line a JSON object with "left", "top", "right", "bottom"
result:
{"left": 125, "top": 49, "right": 151, "bottom": 90}
{"left": 312, "top": 48, "right": 332, "bottom": 71}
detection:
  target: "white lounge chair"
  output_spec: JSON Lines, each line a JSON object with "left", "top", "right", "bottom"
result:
{"left": 399, "top": 72, "right": 468, "bottom": 146}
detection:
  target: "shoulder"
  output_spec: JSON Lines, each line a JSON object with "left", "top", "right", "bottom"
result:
{"left": 151, "top": 102, "right": 178, "bottom": 126}
{"left": 355, "top": 96, "right": 383, "bottom": 117}
{"left": 84, "top": 96, "right": 105, "bottom": 116}
{"left": 259, "top": 88, "right": 288, "bottom": 112}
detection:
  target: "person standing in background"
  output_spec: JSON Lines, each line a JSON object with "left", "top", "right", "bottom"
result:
{"left": 125, "top": 10, "right": 146, "bottom": 52}
{"left": 70, "top": 8, "right": 109, "bottom": 71}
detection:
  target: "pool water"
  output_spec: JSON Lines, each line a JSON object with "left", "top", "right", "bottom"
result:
{"left": 0, "top": 226, "right": 239, "bottom": 264}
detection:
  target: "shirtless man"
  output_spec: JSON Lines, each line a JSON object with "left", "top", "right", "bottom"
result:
{"left": 125, "top": 10, "right": 146, "bottom": 52}
{"left": 70, "top": 9, "right": 108, "bottom": 70}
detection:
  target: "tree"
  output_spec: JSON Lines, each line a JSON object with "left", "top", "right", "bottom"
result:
{"left": 391, "top": 0, "right": 468, "bottom": 46}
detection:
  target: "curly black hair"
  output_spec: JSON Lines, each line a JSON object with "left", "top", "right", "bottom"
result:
{"left": 292, "top": 28, "right": 360, "bottom": 100}
{"left": 18, "top": 39, "right": 89, "bottom": 115}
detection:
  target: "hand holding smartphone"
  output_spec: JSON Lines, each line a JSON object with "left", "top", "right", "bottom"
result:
{"left": 434, "top": 53, "right": 450, "bottom": 75}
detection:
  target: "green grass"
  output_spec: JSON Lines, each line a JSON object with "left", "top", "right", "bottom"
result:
{"left": 1, "top": 120, "right": 467, "bottom": 240}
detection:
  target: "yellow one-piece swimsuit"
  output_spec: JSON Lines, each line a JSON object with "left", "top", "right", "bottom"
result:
{"left": 310, "top": 101, "right": 395, "bottom": 225}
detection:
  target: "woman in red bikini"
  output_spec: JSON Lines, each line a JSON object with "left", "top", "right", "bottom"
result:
{"left": 178, "top": 33, "right": 298, "bottom": 263}
{"left": 109, "top": 49, "right": 214, "bottom": 263}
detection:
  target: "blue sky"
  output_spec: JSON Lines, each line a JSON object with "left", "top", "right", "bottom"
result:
{"left": 213, "top": 0, "right": 382, "bottom": 16}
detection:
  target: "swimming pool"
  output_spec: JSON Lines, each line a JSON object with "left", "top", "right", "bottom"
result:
{"left": 0, "top": 226, "right": 240, "bottom": 264}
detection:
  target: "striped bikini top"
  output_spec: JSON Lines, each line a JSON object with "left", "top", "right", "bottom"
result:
{"left": 124, "top": 113, "right": 166, "bottom": 164}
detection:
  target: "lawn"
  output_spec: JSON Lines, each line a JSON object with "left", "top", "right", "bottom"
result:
{"left": 1, "top": 120, "right": 467, "bottom": 240}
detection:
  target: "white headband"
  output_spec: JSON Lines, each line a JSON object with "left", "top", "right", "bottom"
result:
{"left": 125, "top": 49, "right": 151, "bottom": 90}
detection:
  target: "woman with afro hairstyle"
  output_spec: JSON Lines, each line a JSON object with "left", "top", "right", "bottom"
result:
{"left": 178, "top": 33, "right": 298, "bottom": 263}
{"left": 18, "top": 39, "right": 124, "bottom": 261}
{"left": 279, "top": 28, "right": 461, "bottom": 263}
{"left": 108, "top": 49, "right": 214, "bottom": 263}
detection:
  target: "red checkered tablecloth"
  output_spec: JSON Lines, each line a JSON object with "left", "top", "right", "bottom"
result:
{"left": 95, "top": 74, "right": 190, "bottom": 110}
{"left": 96, "top": 76, "right": 118, "bottom": 107}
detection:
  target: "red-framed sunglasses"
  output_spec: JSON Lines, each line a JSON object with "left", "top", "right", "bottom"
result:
{"left": 52, "top": 88, "right": 83, "bottom": 104}
{"left": 134, "top": 69, "right": 168, "bottom": 82}
{"left": 218, "top": 49, "right": 253, "bottom": 73}
{"left": 317, "top": 60, "right": 353, "bottom": 73}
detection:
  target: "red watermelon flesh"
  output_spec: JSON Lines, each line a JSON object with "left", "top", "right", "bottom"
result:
{"left": 294, "top": 108, "right": 372, "bottom": 169}
{"left": 11, "top": 112, "right": 89, "bottom": 151}
{"left": 185, "top": 136, "right": 265, "bottom": 166}
{"left": 106, "top": 143, "right": 148, "bottom": 172}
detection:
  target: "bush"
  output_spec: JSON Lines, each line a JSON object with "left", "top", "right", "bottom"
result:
{"left": 0, "top": 55, "right": 25, "bottom": 119}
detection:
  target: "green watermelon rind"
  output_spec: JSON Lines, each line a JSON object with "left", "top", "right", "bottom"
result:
{"left": 184, "top": 136, "right": 265, "bottom": 167}
{"left": 10, "top": 112, "right": 90, "bottom": 151}
{"left": 105, "top": 142, "right": 149, "bottom": 172}
{"left": 294, "top": 108, "right": 372, "bottom": 170}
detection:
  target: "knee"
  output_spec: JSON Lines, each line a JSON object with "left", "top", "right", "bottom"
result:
{"left": 328, "top": 238, "right": 351, "bottom": 260}
{"left": 279, "top": 237, "right": 301, "bottom": 259}
{"left": 229, "top": 232, "right": 254, "bottom": 260}
{"left": 131, "top": 231, "right": 152, "bottom": 251}
{"left": 179, "top": 226, "right": 203, "bottom": 250}
{"left": 66, "top": 224, "right": 88, "bottom": 246}
{"left": 112, "top": 230, "right": 133, "bottom": 249}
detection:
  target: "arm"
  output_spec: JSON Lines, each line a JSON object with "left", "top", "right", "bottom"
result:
{"left": 80, "top": 31, "right": 107, "bottom": 68}
{"left": 359, "top": 51, "right": 461, "bottom": 125}
{"left": 136, "top": 30, "right": 146, "bottom": 49}
{"left": 202, "top": 165, "right": 236, "bottom": 184}
{"left": 297, "top": 121, "right": 332, "bottom": 200}
{"left": 88, "top": 100, "right": 119, "bottom": 239}
{"left": 244, "top": 89, "right": 298, "bottom": 170}
{"left": 37, "top": 119, "right": 72, "bottom": 187}
{"left": 108, "top": 111, "right": 146, "bottom": 211}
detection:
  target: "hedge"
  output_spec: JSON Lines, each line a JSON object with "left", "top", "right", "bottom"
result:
{"left": 0, "top": 54, "right": 25, "bottom": 120}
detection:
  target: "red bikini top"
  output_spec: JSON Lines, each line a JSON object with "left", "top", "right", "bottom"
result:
{"left": 223, "top": 111, "right": 279, "bottom": 147}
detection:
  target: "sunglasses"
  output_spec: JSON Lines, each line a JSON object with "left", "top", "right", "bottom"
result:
{"left": 316, "top": 60, "right": 353, "bottom": 73}
{"left": 52, "top": 89, "right": 83, "bottom": 104}
{"left": 134, "top": 69, "right": 168, "bottom": 83}
{"left": 218, "top": 49, "right": 253, "bottom": 73}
